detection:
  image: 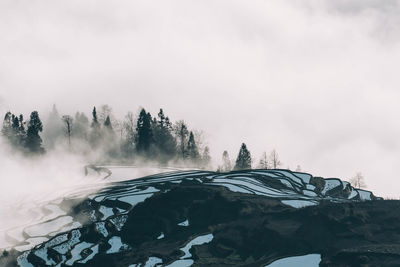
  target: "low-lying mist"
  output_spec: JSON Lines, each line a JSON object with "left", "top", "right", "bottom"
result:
{"left": 0, "top": 138, "right": 104, "bottom": 239}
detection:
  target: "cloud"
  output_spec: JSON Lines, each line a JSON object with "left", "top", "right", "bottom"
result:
{"left": 1, "top": 0, "right": 400, "bottom": 196}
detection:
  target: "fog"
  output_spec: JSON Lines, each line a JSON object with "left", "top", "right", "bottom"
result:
{"left": 1, "top": 0, "right": 400, "bottom": 197}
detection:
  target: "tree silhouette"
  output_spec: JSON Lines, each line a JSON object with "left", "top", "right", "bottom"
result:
{"left": 234, "top": 143, "right": 252, "bottom": 170}
{"left": 201, "top": 146, "right": 211, "bottom": 169}
{"left": 221, "top": 150, "right": 232, "bottom": 172}
{"left": 187, "top": 131, "right": 199, "bottom": 162}
{"left": 258, "top": 151, "right": 269, "bottom": 169}
{"left": 62, "top": 115, "right": 73, "bottom": 148}
{"left": 174, "top": 120, "right": 189, "bottom": 159}
{"left": 350, "top": 172, "right": 367, "bottom": 189}
{"left": 153, "top": 108, "right": 176, "bottom": 162}
{"left": 269, "top": 149, "right": 282, "bottom": 169}
{"left": 26, "top": 111, "right": 44, "bottom": 154}
{"left": 136, "top": 108, "right": 153, "bottom": 154}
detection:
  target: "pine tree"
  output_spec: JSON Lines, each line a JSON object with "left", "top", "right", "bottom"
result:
{"left": 187, "top": 131, "right": 200, "bottom": 162}
{"left": 1, "top": 112, "right": 13, "bottom": 141}
{"left": 89, "top": 106, "right": 102, "bottom": 148}
{"left": 221, "top": 150, "right": 232, "bottom": 172}
{"left": 201, "top": 146, "right": 211, "bottom": 169}
{"left": 92, "top": 107, "right": 99, "bottom": 126}
{"left": 153, "top": 108, "right": 176, "bottom": 162}
{"left": 136, "top": 108, "right": 153, "bottom": 153}
{"left": 26, "top": 111, "right": 44, "bottom": 154}
{"left": 234, "top": 143, "right": 252, "bottom": 170}
{"left": 104, "top": 115, "right": 112, "bottom": 129}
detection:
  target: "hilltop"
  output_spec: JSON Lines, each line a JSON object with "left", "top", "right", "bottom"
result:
{"left": 2, "top": 167, "right": 398, "bottom": 267}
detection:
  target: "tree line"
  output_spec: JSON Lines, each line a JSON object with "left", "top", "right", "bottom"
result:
{"left": 1, "top": 105, "right": 289, "bottom": 171}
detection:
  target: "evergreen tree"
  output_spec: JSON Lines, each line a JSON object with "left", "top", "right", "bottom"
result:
{"left": 201, "top": 146, "right": 211, "bottom": 169}
{"left": 187, "top": 131, "right": 199, "bottom": 161}
{"left": 89, "top": 106, "right": 102, "bottom": 148}
{"left": 92, "top": 107, "right": 99, "bottom": 126}
{"left": 136, "top": 108, "right": 153, "bottom": 153}
{"left": 42, "top": 104, "right": 64, "bottom": 149}
{"left": 221, "top": 150, "right": 232, "bottom": 172}
{"left": 234, "top": 143, "right": 251, "bottom": 170}
{"left": 153, "top": 108, "right": 177, "bottom": 162}
{"left": 26, "top": 111, "right": 44, "bottom": 154}
{"left": 104, "top": 115, "right": 112, "bottom": 129}
{"left": 1, "top": 112, "right": 13, "bottom": 141}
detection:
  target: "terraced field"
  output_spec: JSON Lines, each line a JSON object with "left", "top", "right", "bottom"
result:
{"left": 1, "top": 167, "right": 391, "bottom": 267}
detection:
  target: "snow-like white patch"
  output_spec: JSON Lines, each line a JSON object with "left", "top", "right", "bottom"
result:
{"left": 99, "top": 206, "right": 114, "bottom": 220}
{"left": 281, "top": 200, "right": 318, "bottom": 209}
{"left": 293, "top": 173, "right": 312, "bottom": 184}
{"left": 106, "top": 236, "right": 129, "bottom": 254}
{"left": 116, "top": 187, "right": 159, "bottom": 207}
{"left": 164, "top": 234, "right": 214, "bottom": 267}
{"left": 342, "top": 181, "right": 349, "bottom": 189}
{"left": 357, "top": 190, "right": 372, "bottom": 201}
{"left": 211, "top": 178, "right": 294, "bottom": 197}
{"left": 157, "top": 232, "right": 165, "bottom": 239}
{"left": 110, "top": 215, "right": 128, "bottom": 231}
{"left": 165, "top": 259, "right": 194, "bottom": 267}
{"left": 180, "top": 234, "right": 213, "bottom": 259}
{"left": 25, "top": 216, "right": 73, "bottom": 237}
{"left": 306, "top": 184, "right": 316, "bottom": 191}
{"left": 65, "top": 241, "right": 93, "bottom": 266}
{"left": 279, "top": 179, "right": 294, "bottom": 189}
{"left": 144, "top": 256, "right": 163, "bottom": 267}
{"left": 6, "top": 227, "right": 25, "bottom": 243}
{"left": 95, "top": 222, "right": 109, "bottom": 237}
{"left": 178, "top": 220, "right": 189, "bottom": 227}
{"left": 348, "top": 189, "right": 358, "bottom": 199}
{"left": 269, "top": 171, "right": 303, "bottom": 185}
{"left": 53, "top": 229, "right": 81, "bottom": 254}
{"left": 17, "top": 251, "right": 34, "bottom": 267}
{"left": 265, "top": 254, "right": 321, "bottom": 267}
{"left": 33, "top": 234, "right": 68, "bottom": 265}
{"left": 49, "top": 221, "right": 82, "bottom": 237}
{"left": 14, "top": 237, "right": 49, "bottom": 252}
{"left": 41, "top": 204, "right": 66, "bottom": 222}
{"left": 78, "top": 244, "right": 99, "bottom": 264}
{"left": 303, "top": 190, "right": 318, "bottom": 197}
{"left": 321, "top": 180, "right": 341, "bottom": 195}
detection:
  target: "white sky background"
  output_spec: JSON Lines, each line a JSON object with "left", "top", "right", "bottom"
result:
{"left": 1, "top": 0, "right": 400, "bottom": 197}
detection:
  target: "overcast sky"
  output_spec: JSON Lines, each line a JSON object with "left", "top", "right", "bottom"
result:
{"left": 1, "top": 0, "right": 400, "bottom": 197}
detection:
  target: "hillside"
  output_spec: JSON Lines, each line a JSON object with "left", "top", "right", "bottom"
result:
{"left": 2, "top": 167, "right": 399, "bottom": 267}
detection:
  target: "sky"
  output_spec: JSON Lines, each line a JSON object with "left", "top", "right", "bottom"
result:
{"left": 1, "top": 0, "right": 400, "bottom": 197}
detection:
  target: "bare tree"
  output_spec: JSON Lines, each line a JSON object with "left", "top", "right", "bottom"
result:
{"left": 269, "top": 149, "right": 282, "bottom": 169}
{"left": 350, "top": 172, "right": 367, "bottom": 189}
{"left": 62, "top": 115, "right": 73, "bottom": 148}
{"left": 257, "top": 151, "right": 269, "bottom": 169}
{"left": 295, "top": 165, "right": 302, "bottom": 172}
{"left": 174, "top": 120, "right": 189, "bottom": 159}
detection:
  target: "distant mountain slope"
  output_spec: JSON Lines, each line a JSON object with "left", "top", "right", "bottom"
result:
{"left": 2, "top": 167, "right": 396, "bottom": 267}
